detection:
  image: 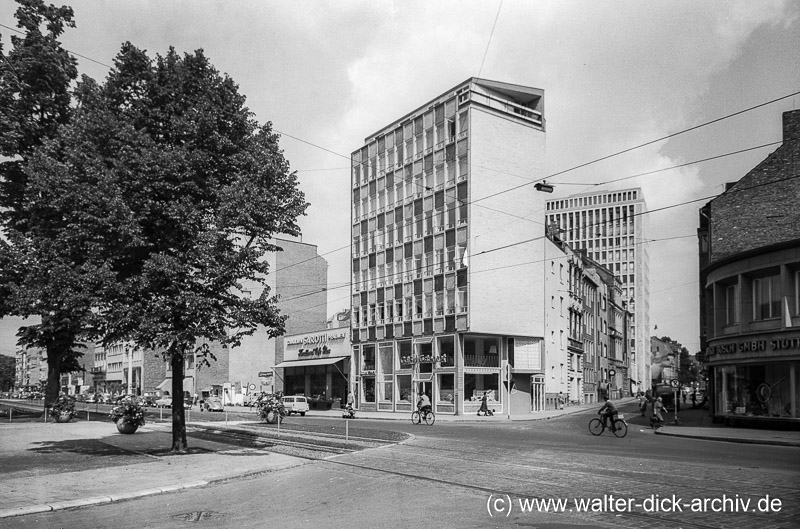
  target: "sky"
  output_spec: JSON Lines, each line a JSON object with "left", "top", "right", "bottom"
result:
{"left": 1, "top": 0, "right": 799, "bottom": 357}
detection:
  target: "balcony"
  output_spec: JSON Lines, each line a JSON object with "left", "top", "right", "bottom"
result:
{"left": 464, "top": 355, "right": 499, "bottom": 368}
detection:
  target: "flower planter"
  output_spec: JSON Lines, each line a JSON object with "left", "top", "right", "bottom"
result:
{"left": 116, "top": 419, "right": 139, "bottom": 434}
{"left": 54, "top": 411, "right": 74, "bottom": 423}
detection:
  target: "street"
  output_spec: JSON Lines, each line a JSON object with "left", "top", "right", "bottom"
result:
{"left": 3, "top": 402, "right": 798, "bottom": 528}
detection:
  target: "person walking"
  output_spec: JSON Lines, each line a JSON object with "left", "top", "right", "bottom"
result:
{"left": 478, "top": 391, "right": 490, "bottom": 416}
{"left": 651, "top": 397, "right": 667, "bottom": 428}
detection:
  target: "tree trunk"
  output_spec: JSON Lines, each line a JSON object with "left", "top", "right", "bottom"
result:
{"left": 44, "top": 344, "right": 62, "bottom": 410}
{"left": 170, "top": 352, "right": 188, "bottom": 452}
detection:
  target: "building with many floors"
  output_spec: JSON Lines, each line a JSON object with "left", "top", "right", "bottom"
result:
{"left": 350, "top": 78, "right": 606, "bottom": 416}
{"left": 545, "top": 188, "right": 650, "bottom": 394}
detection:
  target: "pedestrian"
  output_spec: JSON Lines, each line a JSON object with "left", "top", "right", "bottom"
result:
{"left": 651, "top": 397, "right": 666, "bottom": 428}
{"left": 682, "top": 391, "right": 687, "bottom": 405}
{"left": 639, "top": 393, "right": 648, "bottom": 417}
{"left": 478, "top": 391, "right": 489, "bottom": 416}
{"left": 691, "top": 390, "right": 697, "bottom": 408}
{"left": 558, "top": 391, "right": 565, "bottom": 409}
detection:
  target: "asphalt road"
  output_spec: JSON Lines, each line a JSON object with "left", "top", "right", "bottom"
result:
{"left": 4, "top": 401, "right": 798, "bottom": 528}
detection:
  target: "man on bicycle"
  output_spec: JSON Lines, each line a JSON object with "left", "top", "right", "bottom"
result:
{"left": 598, "top": 398, "right": 618, "bottom": 431}
{"left": 417, "top": 392, "right": 432, "bottom": 414}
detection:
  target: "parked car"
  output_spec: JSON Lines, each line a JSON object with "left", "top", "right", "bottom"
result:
{"left": 203, "top": 396, "right": 224, "bottom": 412}
{"left": 155, "top": 396, "right": 172, "bottom": 408}
{"left": 281, "top": 395, "right": 309, "bottom": 416}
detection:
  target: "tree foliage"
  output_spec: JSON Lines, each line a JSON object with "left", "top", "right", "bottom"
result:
{"left": 27, "top": 44, "right": 307, "bottom": 451}
{"left": 1, "top": 2, "right": 307, "bottom": 452}
{"left": 0, "top": 0, "right": 88, "bottom": 407}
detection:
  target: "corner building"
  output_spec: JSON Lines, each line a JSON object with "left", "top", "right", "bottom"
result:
{"left": 699, "top": 109, "right": 800, "bottom": 429}
{"left": 350, "top": 78, "right": 547, "bottom": 415}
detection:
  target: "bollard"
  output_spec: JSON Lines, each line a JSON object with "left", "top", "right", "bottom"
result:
{"left": 160, "top": 407, "right": 163, "bottom": 422}
{"left": 9, "top": 408, "right": 11, "bottom": 422}
{"left": 277, "top": 415, "right": 280, "bottom": 436}
{"left": 225, "top": 411, "right": 228, "bottom": 427}
{"left": 345, "top": 419, "right": 349, "bottom": 444}
{"left": 87, "top": 410, "right": 90, "bottom": 421}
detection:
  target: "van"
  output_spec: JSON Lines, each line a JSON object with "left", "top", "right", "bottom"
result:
{"left": 652, "top": 384, "right": 681, "bottom": 412}
{"left": 281, "top": 395, "right": 309, "bottom": 416}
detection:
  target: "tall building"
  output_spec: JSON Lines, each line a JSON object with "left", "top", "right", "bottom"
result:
{"left": 698, "top": 109, "right": 800, "bottom": 429}
{"left": 546, "top": 189, "right": 650, "bottom": 394}
{"left": 350, "top": 78, "right": 550, "bottom": 416}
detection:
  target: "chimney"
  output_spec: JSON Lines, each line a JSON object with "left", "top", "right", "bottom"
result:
{"left": 783, "top": 109, "right": 800, "bottom": 144}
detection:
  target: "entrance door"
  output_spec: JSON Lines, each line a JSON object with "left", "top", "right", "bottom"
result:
{"left": 530, "top": 375, "right": 545, "bottom": 412}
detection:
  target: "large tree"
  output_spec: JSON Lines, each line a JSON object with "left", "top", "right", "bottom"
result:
{"left": 25, "top": 42, "right": 307, "bottom": 451}
{"left": 0, "top": 0, "right": 92, "bottom": 407}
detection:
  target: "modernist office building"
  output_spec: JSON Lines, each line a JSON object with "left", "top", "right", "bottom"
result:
{"left": 699, "top": 109, "right": 800, "bottom": 429}
{"left": 545, "top": 189, "right": 650, "bottom": 395}
{"left": 350, "top": 78, "right": 554, "bottom": 416}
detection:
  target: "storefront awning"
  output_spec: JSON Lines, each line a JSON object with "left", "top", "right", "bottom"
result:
{"left": 156, "top": 379, "right": 170, "bottom": 391}
{"left": 273, "top": 356, "right": 349, "bottom": 369}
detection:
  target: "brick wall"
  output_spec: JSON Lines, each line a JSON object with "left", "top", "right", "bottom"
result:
{"left": 710, "top": 110, "right": 800, "bottom": 263}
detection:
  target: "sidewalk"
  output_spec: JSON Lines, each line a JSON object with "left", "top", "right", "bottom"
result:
{"left": 0, "top": 420, "right": 310, "bottom": 520}
{"left": 1, "top": 398, "right": 797, "bottom": 520}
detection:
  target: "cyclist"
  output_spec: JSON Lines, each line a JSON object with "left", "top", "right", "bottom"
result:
{"left": 598, "top": 398, "right": 618, "bottom": 431}
{"left": 417, "top": 392, "right": 432, "bottom": 415}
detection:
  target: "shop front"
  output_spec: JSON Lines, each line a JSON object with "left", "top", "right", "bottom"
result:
{"left": 352, "top": 333, "right": 530, "bottom": 416}
{"left": 273, "top": 329, "right": 351, "bottom": 409}
{"left": 706, "top": 335, "right": 800, "bottom": 429}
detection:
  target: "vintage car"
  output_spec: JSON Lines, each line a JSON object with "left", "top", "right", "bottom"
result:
{"left": 281, "top": 395, "right": 309, "bottom": 416}
{"left": 203, "top": 396, "right": 224, "bottom": 412}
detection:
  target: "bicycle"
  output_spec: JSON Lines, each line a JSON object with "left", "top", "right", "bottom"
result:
{"left": 411, "top": 407, "right": 436, "bottom": 425}
{"left": 588, "top": 413, "right": 628, "bottom": 438}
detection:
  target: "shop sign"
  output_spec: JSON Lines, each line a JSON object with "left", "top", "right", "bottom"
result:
{"left": 401, "top": 354, "right": 449, "bottom": 365}
{"left": 286, "top": 331, "right": 347, "bottom": 346}
{"left": 707, "top": 337, "right": 800, "bottom": 356}
{"left": 298, "top": 346, "right": 331, "bottom": 357}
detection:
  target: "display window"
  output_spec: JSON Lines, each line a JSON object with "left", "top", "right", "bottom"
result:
{"left": 437, "top": 373, "right": 454, "bottom": 403}
{"left": 716, "top": 362, "right": 798, "bottom": 418}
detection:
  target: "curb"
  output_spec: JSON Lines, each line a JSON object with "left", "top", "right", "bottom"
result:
{"left": 655, "top": 429, "right": 800, "bottom": 447}
{"left": 0, "top": 482, "right": 216, "bottom": 520}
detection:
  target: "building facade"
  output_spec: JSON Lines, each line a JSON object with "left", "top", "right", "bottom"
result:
{"left": 698, "top": 109, "right": 800, "bottom": 429}
{"left": 273, "top": 326, "right": 352, "bottom": 407}
{"left": 91, "top": 238, "right": 328, "bottom": 405}
{"left": 545, "top": 188, "right": 650, "bottom": 393}
{"left": 351, "top": 78, "right": 553, "bottom": 416}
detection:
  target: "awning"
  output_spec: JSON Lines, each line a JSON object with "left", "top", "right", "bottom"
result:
{"left": 156, "top": 379, "right": 170, "bottom": 391}
{"left": 273, "top": 356, "right": 349, "bottom": 369}
{"left": 156, "top": 378, "right": 194, "bottom": 392}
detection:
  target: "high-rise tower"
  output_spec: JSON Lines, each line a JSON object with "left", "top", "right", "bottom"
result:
{"left": 350, "top": 78, "right": 550, "bottom": 415}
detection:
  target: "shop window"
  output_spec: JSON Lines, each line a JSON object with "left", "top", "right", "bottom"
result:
{"left": 437, "top": 373, "right": 455, "bottom": 403}
{"left": 752, "top": 274, "right": 780, "bottom": 320}
{"left": 362, "top": 344, "right": 375, "bottom": 372}
{"left": 437, "top": 335, "right": 455, "bottom": 367}
{"left": 396, "top": 375, "right": 412, "bottom": 403}
{"left": 716, "top": 363, "right": 797, "bottom": 418}
{"left": 362, "top": 377, "right": 375, "bottom": 403}
{"left": 379, "top": 343, "right": 394, "bottom": 375}
{"left": 464, "top": 373, "right": 499, "bottom": 402}
{"left": 398, "top": 340, "right": 413, "bottom": 369}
